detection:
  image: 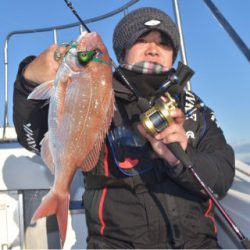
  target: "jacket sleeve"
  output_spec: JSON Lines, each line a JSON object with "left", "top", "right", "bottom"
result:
{"left": 165, "top": 108, "right": 235, "bottom": 199}
{"left": 13, "top": 56, "right": 49, "bottom": 154}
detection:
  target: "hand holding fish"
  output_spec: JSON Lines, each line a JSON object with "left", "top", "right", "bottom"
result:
{"left": 23, "top": 44, "right": 68, "bottom": 84}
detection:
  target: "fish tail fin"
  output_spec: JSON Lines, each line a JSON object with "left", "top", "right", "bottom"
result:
{"left": 56, "top": 195, "right": 70, "bottom": 247}
{"left": 31, "top": 190, "right": 69, "bottom": 247}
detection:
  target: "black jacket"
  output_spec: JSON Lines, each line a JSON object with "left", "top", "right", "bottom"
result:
{"left": 13, "top": 56, "right": 235, "bottom": 248}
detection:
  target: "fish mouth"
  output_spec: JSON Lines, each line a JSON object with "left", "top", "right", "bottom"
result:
{"left": 77, "top": 32, "right": 102, "bottom": 52}
{"left": 76, "top": 31, "right": 88, "bottom": 42}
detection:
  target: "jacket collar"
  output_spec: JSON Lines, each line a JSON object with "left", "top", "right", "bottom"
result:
{"left": 112, "top": 66, "right": 172, "bottom": 102}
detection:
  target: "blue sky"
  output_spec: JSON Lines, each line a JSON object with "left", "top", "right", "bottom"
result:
{"left": 0, "top": 0, "right": 250, "bottom": 163}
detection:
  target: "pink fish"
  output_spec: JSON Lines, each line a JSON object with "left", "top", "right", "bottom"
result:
{"left": 28, "top": 32, "right": 114, "bottom": 246}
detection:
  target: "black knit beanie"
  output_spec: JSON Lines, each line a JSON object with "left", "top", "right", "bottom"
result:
{"left": 113, "top": 7, "right": 180, "bottom": 63}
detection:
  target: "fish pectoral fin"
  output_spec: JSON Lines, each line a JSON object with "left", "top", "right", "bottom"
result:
{"left": 40, "top": 133, "right": 55, "bottom": 174}
{"left": 28, "top": 80, "right": 54, "bottom": 100}
{"left": 55, "top": 75, "right": 72, "bottom": 125}
{"left": 31, "top": 190, "right": 69, "bottom": 248}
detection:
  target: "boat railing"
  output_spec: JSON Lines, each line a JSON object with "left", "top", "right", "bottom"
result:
{"left": 2, "top": 0, "right": 249, "bottom": 143}
{"left": 1, "top": 0, "right": 140, "bottom": 142}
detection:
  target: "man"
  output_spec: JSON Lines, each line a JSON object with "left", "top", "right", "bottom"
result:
{"left": 13, "top": 7, "right": 235, "bottom": 249}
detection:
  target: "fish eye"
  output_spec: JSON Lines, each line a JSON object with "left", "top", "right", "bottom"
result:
{"left": 77, "top": 50, "right": 97, "bottom": 65}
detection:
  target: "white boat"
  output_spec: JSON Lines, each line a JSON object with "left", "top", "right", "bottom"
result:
{"left": 1, "top": 0, "right": 250, "bottom": 249}
{"left": 1, "top": 128, "right": 250, "bottom": 249}
{"left": 0, "top": 128, "right": 87, "bottom": 249}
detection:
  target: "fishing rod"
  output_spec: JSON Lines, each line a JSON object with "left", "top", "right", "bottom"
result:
{"left": 63, "top": 1, "right": 250, "bottom": 249}
{"left": 177, "top": 149, "right": 250, "bottom": 249}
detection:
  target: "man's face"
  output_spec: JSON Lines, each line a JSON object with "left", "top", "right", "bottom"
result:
{"left": 122, "top": 30, "right": 174, "bottom": 68}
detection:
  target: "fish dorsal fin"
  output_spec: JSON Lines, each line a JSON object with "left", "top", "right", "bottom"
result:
{"left": 28, "top": 80, "right": 54, "bottom": 100}
{"left": 31, "top": 190, "right": 69, "bottom": 248}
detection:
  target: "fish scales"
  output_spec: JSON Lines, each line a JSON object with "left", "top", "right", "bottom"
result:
{"left": 27, "top": 32, "right": 114, "bottom": 247}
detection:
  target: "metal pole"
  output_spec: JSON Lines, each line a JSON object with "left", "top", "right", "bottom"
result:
{"left": 53, "top": 29, "right": 58, "bottom": 44}
{"left": 172, "top": 0, "right": 191, "bottom": 90}
{"left": 79, "top": 24, "right": 84, "bottom": 34}
{"left": 3, "top": 38, "right": 9, "bottom": 140}
{"left": 203, "top": 0, "right": 250, "bottom": 63}
{"left": 124, "top": 7, "right": 128, "bottom": 15}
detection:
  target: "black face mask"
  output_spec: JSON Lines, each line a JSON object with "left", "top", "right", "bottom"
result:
{"left": 114, "top": 66, "right": 174, "bottom": 98}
